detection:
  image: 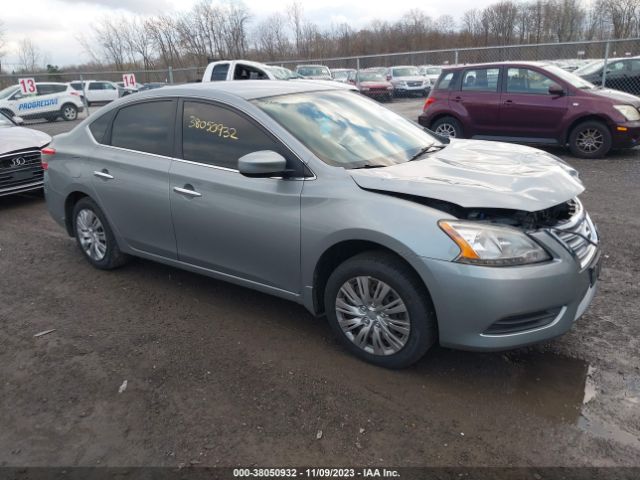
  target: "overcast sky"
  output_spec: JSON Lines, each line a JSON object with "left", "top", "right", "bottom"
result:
{"left": 1, "top": 0, "right": 500, "bottom": 68}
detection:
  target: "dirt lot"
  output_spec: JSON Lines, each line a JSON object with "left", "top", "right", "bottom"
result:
{"left": 1, "top": 98, "right": 639, "bottom": 469}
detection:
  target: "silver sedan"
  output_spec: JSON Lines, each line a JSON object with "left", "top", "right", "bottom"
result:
{"left": 43, "top": 81, "right": 600, "bottom": 368}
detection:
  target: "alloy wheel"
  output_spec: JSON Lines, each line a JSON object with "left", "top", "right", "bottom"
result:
{"left": 434, "top": 123, "right": 457, "bottom": 137}
{"left": 76, "top": 209, "right": 107, "bottom": 261}
{"left": 335, "top": 276, "right": 411, "bottom": 356}
{"left": 576, "top": 128, "right": 604, "bottom": 153}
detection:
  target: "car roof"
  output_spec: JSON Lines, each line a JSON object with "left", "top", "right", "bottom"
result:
{"left": 441, "top": 61, "right": 554, "bottom": 71}
{"left": 122, "top": 80, "right": 350, "bottom": 101}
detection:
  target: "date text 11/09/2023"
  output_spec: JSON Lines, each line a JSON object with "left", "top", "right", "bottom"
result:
{"left": 233, "top": 468, "right": 401, "bottom": 478}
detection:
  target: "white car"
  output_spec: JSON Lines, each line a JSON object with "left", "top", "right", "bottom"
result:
{"left": 68, "top": 80, "right": 120, "bottom": 105}
{"left": 0, "top": 82, "right": 84, "bottom": 122}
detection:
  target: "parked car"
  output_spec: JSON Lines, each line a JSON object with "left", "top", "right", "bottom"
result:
{"left": 44, "top": 80, "right": 600, "bottom": 368}
{"left": 0, "top": 82, "right": 83, "bottom": 122}
{"left": 116, "top": 81, "right": 140, "bottom": 95}
{"left": 0, "top": 111, "right": 51, "bottom": 196}
{"left": 296, "top": 64, "right": 332, "bottom": 80}
{"left": 69, "top": 80, "right": 120, "bottom": 105}
{"left": 574, "top": 56, "right": 640, "bottom": 95}
{"left": 138, "top": 82, "right": 167, "bottom": 91}
{"left": 347, "top": 70, "right": 393, "bottom": 101}
{"left": 387, "top": 66, "right": 429, "bottom": 96}
{"left": 419, "top": 61, "right": 640, "bottom": 158}
{"left": 331, "top": 68, "right": 356, "bottom": 83}
{"left": 419, "top": 65, "right": 442, "bottom": 85}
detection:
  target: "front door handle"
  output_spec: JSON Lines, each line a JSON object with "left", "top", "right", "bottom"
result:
{"left": 173, "top": 185, "right": 202, "bottom": 198}
{"left": 93, "top": 169, "right": 114, "bottom": 180}
{"left": 453, "top": 96, "right": 462, "bottom": 102}
{"left": 503, "top": 99, "right": 514, "bottom": 105}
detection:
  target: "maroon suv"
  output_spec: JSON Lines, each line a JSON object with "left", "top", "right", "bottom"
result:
{"left": 418, "top": 62, "right": 640, "bottom": 158}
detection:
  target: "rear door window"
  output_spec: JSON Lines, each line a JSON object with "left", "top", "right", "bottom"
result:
{"left": 111, "top": 101, "right": 175, "bottom": 156}
{"left": 88, "top": 82, "right": 103, "bottom": 90}
{"left": 436, "top": 72, "right": 454, "bottom": 90}
{"left": 211, "top": 63, "right": 230, "bottom": 81}
{"left": 461, "top": 68, "right": 500, "bottom": 92}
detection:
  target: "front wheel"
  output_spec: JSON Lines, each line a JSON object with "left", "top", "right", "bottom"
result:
{"left": 569, "top": 121, "right": 612, "bottom": 158}
{"left": 72, "top": 197, "right": 129, "bottom": 270}
{"left": 61, "top": 103, "right": 78, "bottom": 121}
{"left": 431, "top": 116, "right": 463, "bottom": 138}
{"left": 324, "top": 251, "right": 437, "bottom": 368}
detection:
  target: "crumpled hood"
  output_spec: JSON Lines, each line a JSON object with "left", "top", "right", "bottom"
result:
{"left": 0, "top": 126, "right": 51, "bottom": 154}
{"left": 349, "top": 139, "right": 585, "bottom": 212}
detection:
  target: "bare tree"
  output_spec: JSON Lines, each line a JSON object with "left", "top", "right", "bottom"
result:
{"left": 17, "top": 38, "right": 42, "bottom": 72}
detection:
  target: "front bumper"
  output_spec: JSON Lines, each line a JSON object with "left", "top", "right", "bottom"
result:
{"left": 611, "top": 120, "right": 640, "bottom": 149}
{"left": 393, "top": 84, "right": 428, "bottom": 94}
{"left": 415, "top": 230, "right": 600, "bottom": 351}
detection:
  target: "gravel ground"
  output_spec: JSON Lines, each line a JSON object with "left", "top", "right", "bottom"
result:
{"left": 1, "top": 98, "right": 639, "bottom": 468}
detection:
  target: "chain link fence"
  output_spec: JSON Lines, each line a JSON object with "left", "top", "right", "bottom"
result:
{"left": 270, "top": 38, "right": 640, "bottom": 96}
{"left": 1, "top": 38, "right": 639, "bottom": 96}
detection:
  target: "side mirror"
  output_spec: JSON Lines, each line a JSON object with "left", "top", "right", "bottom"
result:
{"left": 12, "top": 116, "right": 24, "bottom": 125}
{"left": 548, "top": 84, "right": 565, "bottom": 96}
{"left": 238, "top": 150, "right": 287, "bottom": 178}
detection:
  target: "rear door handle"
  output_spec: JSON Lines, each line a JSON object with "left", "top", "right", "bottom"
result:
{"left": 504, "top": 99, "right": 514, "bottom": 105}
{"left": 93, "top": 170, "right": 114, "bottom": 180}
{"left": 453, "top": 96, "right": 462, "bottom": 102}
{"left": 173, "top": 185, "right": 202, "bottom": 198}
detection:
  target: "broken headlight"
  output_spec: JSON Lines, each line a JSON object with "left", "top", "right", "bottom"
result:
{"left": 439, "top": 220, "right": 551, "bottom": 266}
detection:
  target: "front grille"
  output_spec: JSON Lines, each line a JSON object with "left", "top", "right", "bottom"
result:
{"left": 551, "top": 199, "right": 598, "bottom": 269}
{"left": 0, "top": 150, "right": 44, "bottom": 191}
{"left": 407, "top": 81, "right": 423, "bottom": 87}
{"left": 484, "top": 308, "right": 562, "bottom": 335}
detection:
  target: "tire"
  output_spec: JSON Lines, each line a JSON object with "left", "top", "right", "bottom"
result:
{"left": 324, "top": 251, "right": 437, "bottom": 368}
{"left": 61, "top": 103, "right": 78, "bottom": 121}
{"left": 72, "top": 197, "right": 129, "bottom": 270}
{"left": 431, "top": 116, "right": 463, "bottom": 138}
{"left": 568, "top": 120, "right": 612, "bottom": 159}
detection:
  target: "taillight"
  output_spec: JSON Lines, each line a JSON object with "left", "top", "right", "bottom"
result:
{"left": 423, "top": 97, "right": 436, "bottom": 112}
{"left": 70, "top": 91, "right": 80, "bottom": 96}
{"left": 41, "top": 147, "right": 55, "bottom": 170}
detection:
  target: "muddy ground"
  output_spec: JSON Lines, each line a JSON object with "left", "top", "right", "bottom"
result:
{"left": 1, "top": 99, "right": 639, "bottom": 468}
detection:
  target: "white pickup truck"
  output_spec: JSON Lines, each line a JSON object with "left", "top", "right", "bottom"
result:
{"left": 202, "top": 60, "right": 288, "bottom": 82}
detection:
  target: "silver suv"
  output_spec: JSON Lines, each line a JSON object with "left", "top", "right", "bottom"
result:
{"left": 44, "top": 81, "right": 600, "bottom": 368}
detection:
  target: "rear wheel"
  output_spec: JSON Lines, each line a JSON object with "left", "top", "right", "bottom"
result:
{"left": 324, "top": 251, "right": 437, "bottom": 368}
{"left": 61, "top": 103, "right": 78, "bottom": 121}
{"left": 569, "top": 121, "right": 612, "bottom": 158}
{"left": 72, "top": 197, "right": 129, "bottom": 270}
{"left": 431, "top": 116, "right": 463, "bottom": 138}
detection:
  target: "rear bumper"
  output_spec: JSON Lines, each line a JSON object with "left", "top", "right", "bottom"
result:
{"left": 611, "top": 120, "right": 640, "bottom": 149}
{"left": 414, "top": 231, "right": 600, "bottom": 351}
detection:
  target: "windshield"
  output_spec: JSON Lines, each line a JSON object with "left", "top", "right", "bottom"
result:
{"left": 427, "top": 68, "right": 442, "bottom": 75}
{"left": 359, "top": 72, "right": 386, "bottom": 82}
{"left": 255, "top": 90, "right": 438, "bottom": 169}
{"left": 298, "top": 66, "right": 330, "bottom": 77}
{"left": 0, "top": 111, "right": 14, "bottom": 126}
{"left": 545, "top": 65, "right": 595, "bottom": 89}
{"left": 393, "top": 67, "right": 419, "bottom": 77}
{"left": 268, "top": 67, "right": 299, "bottom": 80}
{"left": 333, "top": 70, "right": 350, "bottom": 79}
{"left": 0, "top": 85, "right": 18, "bottom": 100}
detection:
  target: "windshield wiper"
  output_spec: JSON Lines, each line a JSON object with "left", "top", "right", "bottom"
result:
{"left": 408, "top": 144, "right": 446, "bottom": 162}
{"left": 350, "top": 164, "right": 386, "bottom": 170}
